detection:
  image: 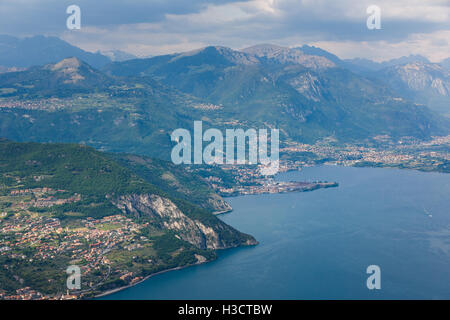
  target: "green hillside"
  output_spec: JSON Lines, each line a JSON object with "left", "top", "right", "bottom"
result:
{"left": 104, "top": 47, "right": 449, "bottom": 143}
{"left": 0, "top": 139, "right": 255, "bottom": 298}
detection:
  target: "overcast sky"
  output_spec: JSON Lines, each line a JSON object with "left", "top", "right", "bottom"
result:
{"left": 1, "top": 0, "right": 449, "bottom": 61}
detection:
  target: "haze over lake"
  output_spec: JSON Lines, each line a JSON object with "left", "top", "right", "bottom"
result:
{"left": 103, "top": 166, "right": 450, "bottom": 299}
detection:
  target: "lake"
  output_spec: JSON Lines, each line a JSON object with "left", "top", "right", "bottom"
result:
{"left": 102, "top": 166, "right": 450, "bottom": 299}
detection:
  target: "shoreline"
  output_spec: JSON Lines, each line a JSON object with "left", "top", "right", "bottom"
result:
{"left": 212, "top": 208, "right": 232, "bottom": 215}
{"left": 93, "top": 241, "right": 257, "bottom": 299}
{"left": 94, "top": 260, "right": 210, "bottom": 299}
{"left": 93, "top": 165, "right": 416, "bottom": 299}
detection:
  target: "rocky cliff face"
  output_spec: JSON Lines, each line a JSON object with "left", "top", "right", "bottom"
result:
{"left": 285, "top": 71, "right": 323, "bottom": 101}
{"left": 242, "top": 44, "right": 336, "bottom": 70}
{"left": 113, "top": 193, "right": 256, "bottom": 250}
{"left": 379, "top": 62, "right": 450, "bottom": 97}
{"left": 376, "top": 62, "right": 450, "bottom": 114}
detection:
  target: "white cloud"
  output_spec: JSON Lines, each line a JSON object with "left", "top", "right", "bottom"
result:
{"left": 311, "top": 30, "right": 450, "bottom": 62}
{"left": 58, "top": 0, "right": 449, "bottom": 61}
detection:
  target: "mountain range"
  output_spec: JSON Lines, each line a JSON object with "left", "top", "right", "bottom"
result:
{"left": 374, "top": 62, "right": 450, "bottom": 115}
{"left": 100, "top": 50, "right": 138, "bottom": 62}
{"left": 0, "top": 35, "right": 111, "bottom": 69}
{"left": 0, "top": 38, "right": 449, "bottom": 160}
{"left": 344, "top": 54, "right": 432, "bottom": 73}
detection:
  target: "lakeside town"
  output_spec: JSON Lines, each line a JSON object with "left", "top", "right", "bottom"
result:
{"left": 190, "top": 135, "right": 449, "bottom": 198}
{"left": 280, "top": 135, "right": 450, "bottom": 172}
{"left": 202, "top": 165, "right": 338, "bottom": 197}
{"left": 0, "top": 186, "right": 151, "bottom": 300}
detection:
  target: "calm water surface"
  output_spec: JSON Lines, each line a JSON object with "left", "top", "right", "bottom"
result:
{"left": 103, "top": 166, "right": 450, "bottom": 299}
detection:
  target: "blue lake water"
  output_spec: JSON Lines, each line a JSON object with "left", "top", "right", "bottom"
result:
{"left": 102, "top": 166, "right": 450, "bottom": 299}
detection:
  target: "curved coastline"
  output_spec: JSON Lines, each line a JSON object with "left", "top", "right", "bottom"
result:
{"left": 95, "top": 260, "right": 209, "bottom": 299}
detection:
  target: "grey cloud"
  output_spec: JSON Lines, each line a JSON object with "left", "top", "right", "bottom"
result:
{"left": 231, "top": 0, "right": 449, "bottom": 43}
{"left": 0, "top": 0, "right": 249, "bottom": 35}
{"left": 1, "top": 0, "right": 448, "bottom": 61}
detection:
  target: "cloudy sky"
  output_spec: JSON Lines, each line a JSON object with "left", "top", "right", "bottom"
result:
{"left": 1, "top": 0, "right": 449, "bottom": 61}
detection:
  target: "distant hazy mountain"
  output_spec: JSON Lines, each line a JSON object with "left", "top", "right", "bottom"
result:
{"left": 375, "top": 62, "right": 450, "bottom": 115}
{"left": 296, "top": 45, "right": 345, "bottom": 67}
{"left": 0, "top": 35, "right": 110, "bottom": 69}
{"left": 101, "top": 50, "right": 138, "bottom": 62}
{"left": 0, "top": 66, "right": 25, "bottom": 74}
{"left": 378, "top": 62, "right": 449, "bottom": 95}
{"left": 440, "top": 57, "right": 450, "bottom": 70}
{"left": 344, "top": 55, "right": 430, "bottom": 73}
{"left": 242, "top": 44, "right": 336, "bottom": 69}
{"left": 385, "top": 55, "right": 431, "bottom": 67}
